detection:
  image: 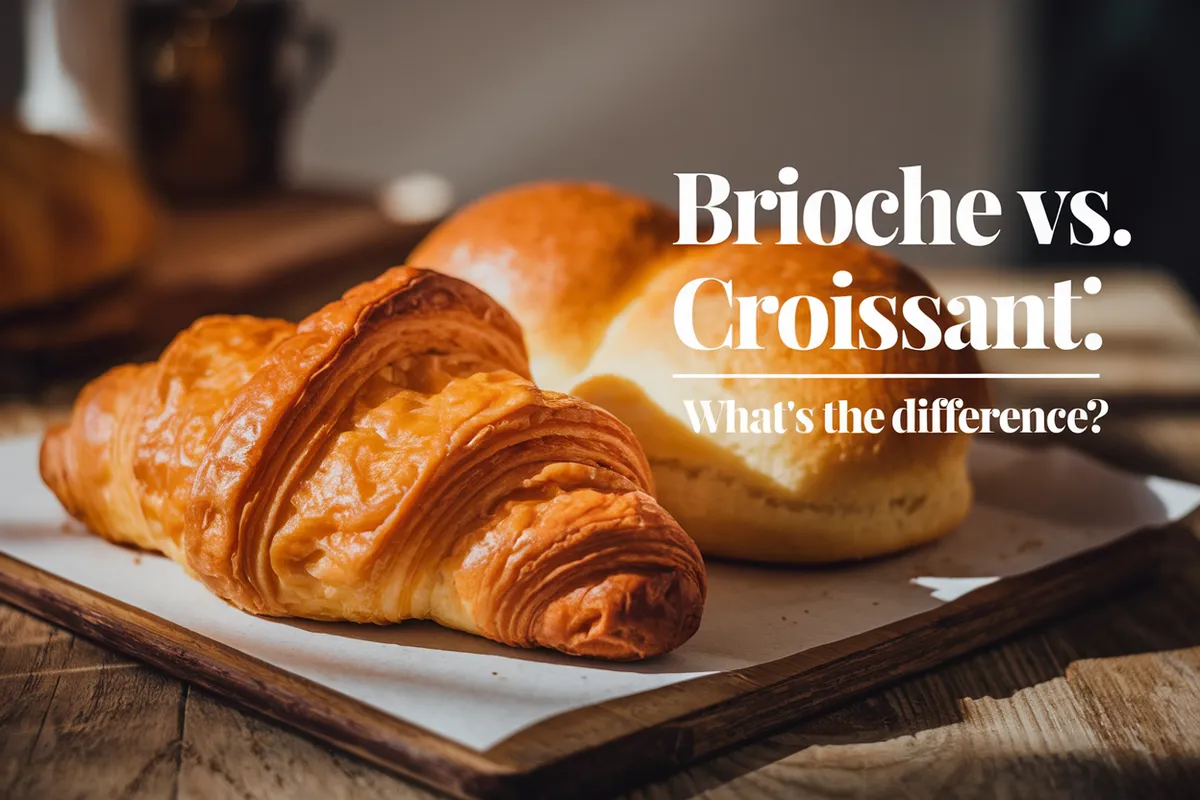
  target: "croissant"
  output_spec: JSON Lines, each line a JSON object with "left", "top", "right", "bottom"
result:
{"left": 409, "top": 182, "right": 988, "bottom": 564}
{"left": 39, "top": 267, "right": 706, "bottom": 660}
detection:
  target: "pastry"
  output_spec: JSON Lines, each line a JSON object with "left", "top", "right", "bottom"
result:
{"left": 409, "top": 182, "right": 989, "bottom": 563}
{"left": 40, "top": 267, "right": 706, "bottom": 660}
{"left": 0, "top": 119, "right": 156, "bottom": 313}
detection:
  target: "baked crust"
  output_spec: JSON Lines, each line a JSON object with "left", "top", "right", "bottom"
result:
{"left": 0, "top": 121, "right": 156, "bottom": 313}
{"left": 409, "top": 182, "right": 989, "bottom": 563}
{"left": 41, "top": 267, "right": 706, "bottom": 660}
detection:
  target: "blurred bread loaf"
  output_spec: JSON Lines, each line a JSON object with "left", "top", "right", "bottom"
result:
{"left": 0, "top": 119, "right": 156, "bottom": 314}
{"left": 409, "top": 182, "right": 988, "bottom": 563}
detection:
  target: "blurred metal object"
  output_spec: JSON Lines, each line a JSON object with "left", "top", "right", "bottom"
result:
{"left": 130, "top": 0, "right": 333, "bottom": 205}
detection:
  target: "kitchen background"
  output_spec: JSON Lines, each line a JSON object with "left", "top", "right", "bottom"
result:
{"left": 2, "top": 0, "right": 1195, "bottom": 284}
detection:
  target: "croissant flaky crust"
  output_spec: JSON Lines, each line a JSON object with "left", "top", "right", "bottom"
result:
{"left": 40, "top": 267, "right": 706, "bottom": 660}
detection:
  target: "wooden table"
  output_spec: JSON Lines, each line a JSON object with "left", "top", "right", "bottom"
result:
{"left": 2, "top": 267, "right": 1199, "bottom": 799}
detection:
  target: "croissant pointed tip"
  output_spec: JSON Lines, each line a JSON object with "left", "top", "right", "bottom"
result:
{"left": 535, "top": 568, "right": 706, "bottom": 661}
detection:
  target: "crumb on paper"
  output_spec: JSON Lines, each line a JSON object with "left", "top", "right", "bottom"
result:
{"left": 58, "top": 520, "right": 88, "bottom": 536}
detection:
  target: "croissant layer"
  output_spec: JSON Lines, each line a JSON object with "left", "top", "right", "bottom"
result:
{"left": 41, "top": 267, "right": 706, "bottom": 660}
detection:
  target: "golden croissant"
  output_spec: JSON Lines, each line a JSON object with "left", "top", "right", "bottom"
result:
{"left": 40, "top": 268, "right": 706, "bottom": 660}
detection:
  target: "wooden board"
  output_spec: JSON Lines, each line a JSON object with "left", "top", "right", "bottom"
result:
{"left": 0, "top": 524, "right": 1189, "bottom": 800}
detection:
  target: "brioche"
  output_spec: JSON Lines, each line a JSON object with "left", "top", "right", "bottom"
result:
{"left": 410, "top": 182, "right": 988, "bottom": 563}
{"left": 0, "top": 120, "right": 156, "bottom": 313}
{"left": 41, "top": 267, "right": 705, "bottom": 660}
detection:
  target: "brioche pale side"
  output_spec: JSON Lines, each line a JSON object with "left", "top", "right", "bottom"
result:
{"left": 409, "top": 182, "right": 989, "bottom": 563}
{"left": 40, "top": 268, "right": 706, "bottom": 660}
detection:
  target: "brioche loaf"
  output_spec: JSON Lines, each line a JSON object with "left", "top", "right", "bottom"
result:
{"left": 409, "top": 182, "right": 988, "bottom": 563}
{"left": 0, "top": 120, "right": 156, "bottom": 314}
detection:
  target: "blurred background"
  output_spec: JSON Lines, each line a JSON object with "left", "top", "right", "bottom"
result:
{"left": 0, "top": 0, "right": 1198, "bottom": 478}
{"left": 3, "top": 0, "right": 1197, "bottom": 272}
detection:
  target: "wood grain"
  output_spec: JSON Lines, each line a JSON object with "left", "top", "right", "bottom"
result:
{"left": 0, "top": 554, "right": 513, "bottom": 800}
{"left": 631, "top": 548, "right": 1200, "bottom": 800}
{"left": 0, "top": 521, "right": 1185, "bottom": 799}
{"left": 0, "top": 606, "right": 184, "bottom": 799}
{"left": 178, "top": 690, "right": 431, "bottom": 800}
{"left": 2, "top": 267, "right": 1198, "bottom": 799}
{"left": 3, "top": 549, "right": 1198, "bottom": 800}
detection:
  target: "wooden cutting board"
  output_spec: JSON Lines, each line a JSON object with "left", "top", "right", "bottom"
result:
{"left": 0, "top": 523, "right": 1189, "bottom": 800}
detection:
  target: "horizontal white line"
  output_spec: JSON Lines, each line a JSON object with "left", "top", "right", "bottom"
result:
{"left": 672, "top": 373, "right": 1102, "bottom": 380}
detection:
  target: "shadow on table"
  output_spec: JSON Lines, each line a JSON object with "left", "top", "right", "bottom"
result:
{"left": 642, "top": 537, "right": 1200, "bottom": 799}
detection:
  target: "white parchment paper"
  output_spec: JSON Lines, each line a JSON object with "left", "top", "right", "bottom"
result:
{"left": 0, "top": 436, "right": 1196, "bottom": 751}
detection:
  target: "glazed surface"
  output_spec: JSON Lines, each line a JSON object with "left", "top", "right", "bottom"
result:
{"left": 41, "top": 267, "right": 705, "bottom": 660}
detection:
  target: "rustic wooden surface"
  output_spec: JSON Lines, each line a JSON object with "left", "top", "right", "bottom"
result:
{"left": 1, "top": 267, "right": 1199, "bottom": 799}
{"left": 0, "top": 522, "right": 1174, "bottom": 800}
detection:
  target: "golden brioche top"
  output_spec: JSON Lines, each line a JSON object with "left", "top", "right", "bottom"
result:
{"left": 580, "top": 238, "right": 987, "bottom": 495}
{"left": 408, "top": 181, "right": 988, "bottom": 500}
{"left": 409, "top": 182, "right": 678, "bottom": 388}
